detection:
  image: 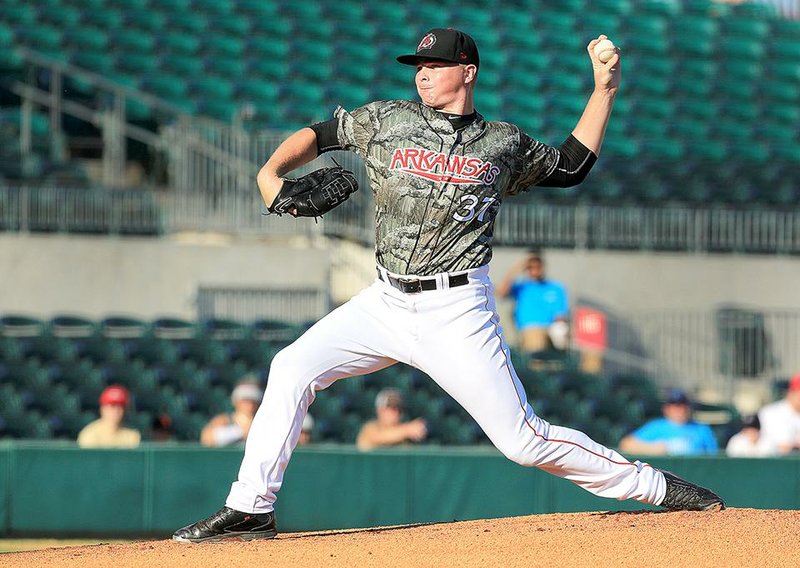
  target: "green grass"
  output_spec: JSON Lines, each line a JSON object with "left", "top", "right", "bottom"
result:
{"left": 0, "top": 539, "right": 131, "bottom": 553}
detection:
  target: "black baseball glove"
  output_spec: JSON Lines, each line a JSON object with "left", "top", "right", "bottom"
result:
{"left": 268, "top": 167, "right": 358, "bottom": 218}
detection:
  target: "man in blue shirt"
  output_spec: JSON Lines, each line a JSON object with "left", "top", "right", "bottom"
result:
{"left": 619, "top": 389, "right": 719, "bottom": 456}
{"left": 496, "top": 250, "right": 570, "bottom": 354}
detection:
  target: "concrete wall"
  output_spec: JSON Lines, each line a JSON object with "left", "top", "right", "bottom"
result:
{"left": 489, "top": 248, "right": 800, "bottom": 312}
{"left": 1, "top": 233, "right": 797, "bottom": 321}
{"left": 0, "top": 233, "right": 330, "bottom": 319}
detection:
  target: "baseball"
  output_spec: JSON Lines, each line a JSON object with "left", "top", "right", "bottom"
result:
{"left": 593, "top": 38, "right": 616, "bottom": 63}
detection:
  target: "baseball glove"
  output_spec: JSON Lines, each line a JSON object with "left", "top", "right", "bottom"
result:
{"left": 268, "top": 166, "right": 358, "bottom": 218}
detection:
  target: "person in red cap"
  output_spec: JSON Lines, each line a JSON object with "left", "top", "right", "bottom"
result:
{"left": 77, "top": 384, "right": 141, "bottom": 448}
{"left": 757, "top": 373, "right": 800, "bottom": 455}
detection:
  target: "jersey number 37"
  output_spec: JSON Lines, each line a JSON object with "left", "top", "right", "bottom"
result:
{"left": 453, "top": 195, "right": 497, "bottom": 223}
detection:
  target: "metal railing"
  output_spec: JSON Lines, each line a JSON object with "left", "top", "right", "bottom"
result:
{"left": 622, "top": 308, "right": 800, "bottom": 399}
{"left": 0, "top": 185, "right": 162, "bottom": 235}
{"left": 196, "top": 286, "right": 331, "bottom": 325}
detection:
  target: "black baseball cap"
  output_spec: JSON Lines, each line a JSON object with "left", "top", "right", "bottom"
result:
{"left": 397, "top": 28, "right": 480, "bottom": 68}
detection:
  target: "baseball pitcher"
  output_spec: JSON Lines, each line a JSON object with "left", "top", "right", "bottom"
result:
{"left": 174, "top": 28, "right": 724, "bottom": 543}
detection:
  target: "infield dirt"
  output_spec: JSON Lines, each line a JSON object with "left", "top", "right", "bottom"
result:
{"left": 1, "top": 508, "right": 796, "bottom": 568}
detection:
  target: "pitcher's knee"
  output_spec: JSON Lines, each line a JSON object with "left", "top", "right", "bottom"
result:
{"left": 494, "top": 439, "right": 542, "bottom": 467}
{"left": 267, "top": 347, "right": 310, "bottom": 391}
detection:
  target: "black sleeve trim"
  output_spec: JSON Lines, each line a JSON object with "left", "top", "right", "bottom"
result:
{"left": 309, "top": 119, "right": 343, "bottom": 154}
{"left": 537, "top": 134, "right": 597, "bottom": 188}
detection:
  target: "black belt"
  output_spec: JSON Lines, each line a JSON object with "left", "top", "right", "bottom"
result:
{"left": 377, "top": 268, "right": 469, "bottom": 294}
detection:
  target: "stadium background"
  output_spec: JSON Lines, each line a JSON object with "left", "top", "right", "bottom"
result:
{"left": 1, "top": 0, "right": 799, "bottom": 541}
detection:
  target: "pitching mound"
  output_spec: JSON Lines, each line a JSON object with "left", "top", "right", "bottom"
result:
{"left": 2, "top": 508, "right": 797, "bottom": 567}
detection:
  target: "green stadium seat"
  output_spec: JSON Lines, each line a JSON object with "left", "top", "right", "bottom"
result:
{"left": 128, "top": 336, "right": 178, "bottom": 366}
{"left": 0, "top": 336, "right": 22, "bottom": 362}
{"left": 168, "top": 12, "right": 209, "bottom": 35}
{"left": 0, "top": 23, "right": 15, "bottom": 48}
{"left": 3, "top": 3, "right": 37, "bottom": 26}
{"left": 770, "top": 38, "right": 800, "bottom": 61}
{"left": 722, "top": 16, "right": 770, "bottom": 39}
{"left": 152, "top": 317, "right": 196, "bottom": 340}
{"left": 757, "top": 119, "right": 797, "bottom": 143}
{"left": 76, "top": 335, "right": 127, "bottom": 365}
{"left": 171, "top": 412, "right": 208, "bottom": 441}
{"left": 125, "top": 9, "right": 167, "bottom": 31}
{"left": 0, "top": 314, "right": 45, "bottom": 337}
{"left": 71, "top": 51, "right": 115, "bottom": 74}
{"left": 141, "top": 74, "right": 188, "bottom": 101}
{"left": 17, "top": 26, "right": 63, "bottom": 51}
{"left": 99, "top": 316, "right": 147, "bottom": 339}
{"left": 196, "top": 100, "right": 238, "bottom": 123}
{"left": 6, "top": 410, "right": 53, "bottom": 439}
{"left": 729, "top": 1, "right": 777, "bottom": 18}
{"left": 162, "top": 53, "right": 205, "bottom": 76}
{"left": 158, "top": 32, "right": 201, "bottom": 55}
{"left": 189, "top": 76, "right": 235, "bottom": 100}
{"left": 718, "top": 37, "right": 766, "bottom": 60}
{"left": 113, "top": 29, "right": 156, "bottom": 52}
{"left": 230, "top": 339, "right": 278, "bottom": 370}
{"left": 81, "top": 7, "right": 125, "bottom": 30}
{"left": 328, "top": 84, "right": 371, "bottom": 110}
{"left": 773, "top": 145, "right": 800, "bottom": 163}
{"left": 64, "top": 27, "right": 110, "bottom": 52}
{"left": 203, "top": 35, "right": 246, "bottom": 58}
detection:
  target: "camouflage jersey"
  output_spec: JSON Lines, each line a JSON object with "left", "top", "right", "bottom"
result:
{"left": 334, "top": 100, "right": 560, "bottom": 276}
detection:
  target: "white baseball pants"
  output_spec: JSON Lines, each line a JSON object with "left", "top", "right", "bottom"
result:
{"left": 225, "top": 265, "right": 666, "bottom": 513}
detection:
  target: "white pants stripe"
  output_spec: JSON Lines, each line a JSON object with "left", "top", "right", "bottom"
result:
{"left": 225, "top": 266, "right": 666, "bottom": 513}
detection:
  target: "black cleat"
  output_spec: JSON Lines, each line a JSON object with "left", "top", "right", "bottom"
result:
{"left": 173, "top": 506, "right": 278, "bottom": 543}
{"left": 660, "top": 470, "right": 725, "bottom": 511}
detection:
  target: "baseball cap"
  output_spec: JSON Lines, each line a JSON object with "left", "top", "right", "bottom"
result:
{"left": 99, "top": 384, "right": 130, "bottom": 406}
{"left": 788, "top": 373, "right": 800, "bottom": 392}
{"left": 397, "top": 28, "right": 480, "bottom": 68}
{"left": 231, "top": 381, "right": 264, "bottom": 404}
{"left": 375, "top": 388, "right": 404, "bottom": 410}
{"left": 664, "top": 388, "right": 691, "bottom": 405}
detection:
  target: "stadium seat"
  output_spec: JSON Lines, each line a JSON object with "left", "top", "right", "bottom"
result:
{"left": 75, "top": 335, "right": 127, "bottom": 365}
{"left": 209, "top": 358, "right": 257, "bottom": 387}
{"left": 0, "top": 314, "right": 45, "bottom": 337}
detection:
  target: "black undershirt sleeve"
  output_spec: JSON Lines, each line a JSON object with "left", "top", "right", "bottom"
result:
{"left": 309, "top": 119, "right": 343, "bottom": 155}
{"left": 537, "top": 134, "right": 598, "bottom": 188}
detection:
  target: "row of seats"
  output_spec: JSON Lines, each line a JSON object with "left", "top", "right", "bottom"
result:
{"left": 1, "top": 0, "right": 798, "bottom": 156}
{"left": 0, "top": 313, "right": 665, "bottom": 445}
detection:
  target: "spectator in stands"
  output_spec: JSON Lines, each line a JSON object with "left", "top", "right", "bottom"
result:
{"left": 151, "top": 413, "right": 175, "bottom": 443}
{"left": 298, "top": 414, "right": 314, "bottom": 446}
{"left": 757, "top": 373, "right": 800, "bottom": 455}
{"left": 495, "top": 250, "right": 570, "bottom": 355}
{"left": 725, "top": 414, "right": 772, "bottom": 458}
{"left": 356, "top": 388, "right": 427, "bottom": 451}
{"left": 77, "top": 385, "right": 141, "bottom": 448}
{"left": 619, "top": 388, "right": 719, "bottom": 456}
{"left": 201, "top": 379, "right": 264, "bottom": 447}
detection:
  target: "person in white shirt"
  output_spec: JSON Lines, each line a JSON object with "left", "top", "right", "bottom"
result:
{"left": 757, "top": 373, "right": 800, "bottom": 455}
{"left": 725, "top": 415, "right": 773, "bottom": 458}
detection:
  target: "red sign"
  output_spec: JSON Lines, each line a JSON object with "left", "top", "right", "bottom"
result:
{"left": 573, "top": 307, "right": 607, "bottom": 351}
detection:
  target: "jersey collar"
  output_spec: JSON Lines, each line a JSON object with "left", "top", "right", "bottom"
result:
{"left": 417, "top": 102, "right": 487, "bottom": 143}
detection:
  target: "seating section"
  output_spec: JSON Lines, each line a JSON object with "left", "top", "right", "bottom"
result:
{"left": 0, "top": 313, "right": 669, "bottom": 447}
{"left": 1, "top": 0, "right": 798, "bottom": 204}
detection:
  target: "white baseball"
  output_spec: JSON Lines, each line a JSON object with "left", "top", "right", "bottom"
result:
{"left": 593, "top": 38, "right": 616, "bottom": 63}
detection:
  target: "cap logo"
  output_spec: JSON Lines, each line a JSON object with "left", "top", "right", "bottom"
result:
{"left": 459, "top": 51, "right": 467, "bottom": 60}
{"left": 417, "top": 33, "right": 436, "bottom": 52}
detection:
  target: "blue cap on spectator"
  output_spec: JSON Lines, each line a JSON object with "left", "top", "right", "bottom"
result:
{"left": 664, "top": 388, "right": 691, "bottom": 405}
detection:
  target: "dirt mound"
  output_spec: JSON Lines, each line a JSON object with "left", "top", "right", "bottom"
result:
{"left": 2, "top": 508, "right": 797, "bottom": 568}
